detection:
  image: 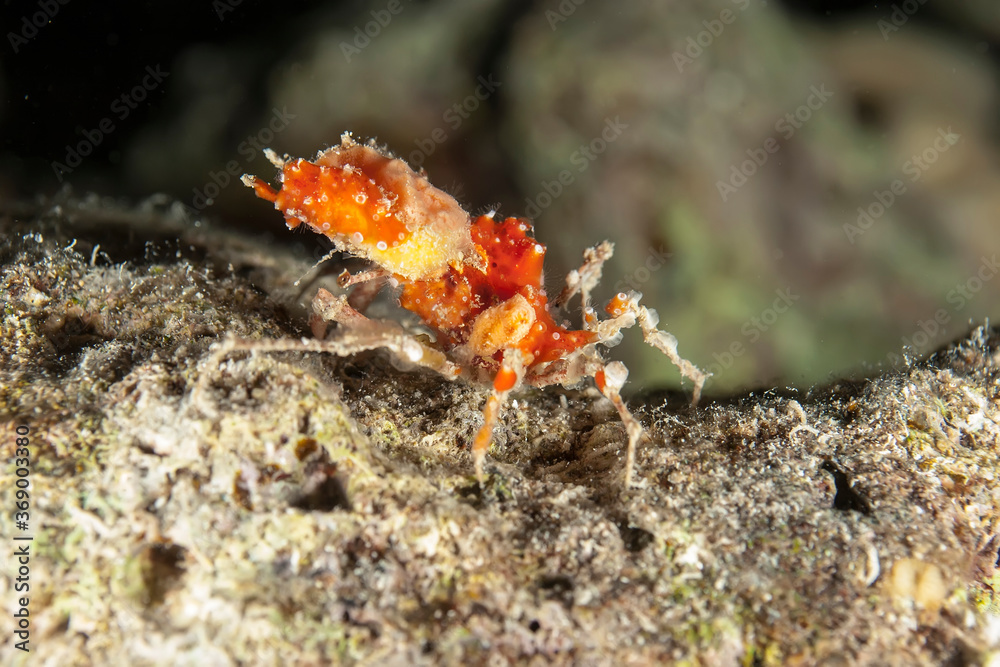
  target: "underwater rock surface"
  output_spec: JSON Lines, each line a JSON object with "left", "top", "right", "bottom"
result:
{"left": 1, "top": 199, "right": 998, "bottom": 665}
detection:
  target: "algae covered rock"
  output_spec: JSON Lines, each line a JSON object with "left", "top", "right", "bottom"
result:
{"left": 0, "top": 198, "right": 998, "bottom": 665}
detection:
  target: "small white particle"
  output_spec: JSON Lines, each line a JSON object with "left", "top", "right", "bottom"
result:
{"left": 351, "top": 232, "right": 364, "bottom": 244}
{"left": 402, "top": 339, "right": 423, "bottom": 362}
{"left": 354, "top": 193, "right": 367, "bottom": 204}
{"left": 376, "top": 241, "right": 387, "bottom": 251}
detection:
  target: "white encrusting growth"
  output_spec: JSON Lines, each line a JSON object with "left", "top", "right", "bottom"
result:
{"left": 307, "top": 132, "right": 483, "bottom": 281}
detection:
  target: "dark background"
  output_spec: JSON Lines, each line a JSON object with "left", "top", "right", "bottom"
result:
{"left": 3, "top": 1, "right": 996, "bottom": 198}
{"left": 2, "top": 0, "right": 998, "bottom": 391}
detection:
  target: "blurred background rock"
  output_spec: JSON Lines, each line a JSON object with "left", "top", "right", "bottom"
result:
{"left": 2, "top": 0, "right": 998, "bottom": 393}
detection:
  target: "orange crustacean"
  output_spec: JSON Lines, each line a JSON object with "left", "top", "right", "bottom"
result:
{"left": 225, "top": 132, "right": 707, "bottom": 487}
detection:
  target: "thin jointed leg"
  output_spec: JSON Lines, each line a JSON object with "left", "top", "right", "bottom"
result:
{"left": 595, "top": 361, "right": 645, "bottom": 487}
{"left": 470, "top": 350, "right": 526, "bottom": 485}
